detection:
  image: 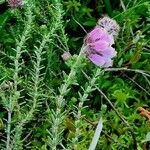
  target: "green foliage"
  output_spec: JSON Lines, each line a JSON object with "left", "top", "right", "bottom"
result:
{"left": 0, "top": 0, "right": 150, "bottom": 149}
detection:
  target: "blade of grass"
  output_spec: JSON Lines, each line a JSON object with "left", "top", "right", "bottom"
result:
{"left": 88, "top": 118, "right": 103, "bottom": 150}
{"left": 104, "top": 0, "right": 112, "bottom": 17}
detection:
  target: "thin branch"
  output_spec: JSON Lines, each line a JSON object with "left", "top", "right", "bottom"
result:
{"left": 124, "top": 74, "right": 150, "bottom": 96}
{"left": 143, "top": 75, "right": 150, "bottom": 86}
{"left": 103, "top": 68, "right": 150, "bottom": 77}
{"left": 72, "top": 15, "right": 87, "bottom": 34}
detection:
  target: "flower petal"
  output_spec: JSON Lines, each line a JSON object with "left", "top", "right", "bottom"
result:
{"left": 90, "top": 40, "right": 109, "bottom": 51}
{"left": 103, "top": 59, "right": 113, "bottom": 67}
{"left": 85, "top": 27, "right": 114, "bottom": 45}
{"left": 88, "top": 54, "right": 105, "bottom": 66}
{"left": 107, "top": 34, "right": 114, "bottom": 45}
{"left": 100, "top": 47, "right": 117, "bottom": 58}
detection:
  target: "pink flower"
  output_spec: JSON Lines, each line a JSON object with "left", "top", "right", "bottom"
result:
{"left": 84, "top": 26, "right": 117, "bottom": 67}
{"left": 88, "top": 54, "right": 113, "bottom": 67}
{"left": 8, "top": 0, "right": 23, "bottom": 8}
{"left": 61, "top": 51, "right": 71, "bottom": 61}
{"left": 84, "top": 27, "right": 114, "bottom": 45}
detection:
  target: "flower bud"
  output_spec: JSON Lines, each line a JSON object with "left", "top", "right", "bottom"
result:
{"left": 61, "top": 51, "right": 71, "bottom": 61}
{"left": 97, "top": 16, "right": 120, "bottom": 38}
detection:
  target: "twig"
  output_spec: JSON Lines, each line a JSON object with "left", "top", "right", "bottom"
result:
{"left": 72, "top": 15, "right": 87, "bottom": 34}
{"left": 124, "top": 74, "right": 150, "bottom": 96}
{"left": 143, "top": 75, "right": 150, "bottom": 86}
{"left": 22, "top": 130, "right": 33, "bottom": 142}
{"left": 103, "top": 68, "right": 150, "bottom": 77}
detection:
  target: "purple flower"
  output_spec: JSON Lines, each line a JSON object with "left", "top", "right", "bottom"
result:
{"left": 83, "top": 26, "right": 118, "bottom": 67}
{"left": 61, "top": 51, "right": 71, "bottom": 61}
{"left": 8, "top": 0, "right": 23, "bottom": 8}
{"left": 84, "top": 27, "right": 114, "bottom": 45}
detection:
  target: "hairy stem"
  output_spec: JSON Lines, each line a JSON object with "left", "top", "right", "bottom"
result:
{"left": 72, "top": 68, "right": 101, "bottom": 149}
{"left": 103, "top": 67, "right": 150, "bottom": 77}
{"left": 6, "top": 108, "right": 12, "bottom": 150}
{"left": 50, "top": 50, "right": 83, "bottom": 149}
{"left": 7, "top": 4, "right": 34, "bottom": 150}
{"left": 12, "top": 33, "right": 50, "bottom": 149}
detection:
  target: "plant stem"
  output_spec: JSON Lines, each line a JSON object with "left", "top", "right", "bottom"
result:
{"left": 50, "top": 50, "right": 84, "bottom": 149}
{"left": 72, "top": 68, "right": 101, "bottom": 149}
{"left": 103, "top": 67, "right": 150, "bottom": 77}
{"left": 7, "top": 4, "right": 34, "bottom": 149}
{"left": 6, "top": 108, "right": 12, "bottom": 150}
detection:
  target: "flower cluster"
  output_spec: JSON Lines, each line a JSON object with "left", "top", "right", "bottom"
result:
{"left": 8, "top": 0, "right": 23, "bottom": 8}
{"left": 83, "top": 17, "right": 120, "bottom": 67}
{"left": 97, "top": 16, "right": 120, "bottom": 38}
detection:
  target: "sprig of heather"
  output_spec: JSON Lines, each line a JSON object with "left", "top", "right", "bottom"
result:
{"left": 48, "top": 16, "right": 120, "bottom": 149}
{"left": 71, "top": 68, "right": 102, "bottom": 149}
{"left": 12, "top": 33, "right": 49, "bottom": 150}
{"left": 11, "top": 0, "right": 66, "bottom": 148}
{"left": 4, "top": 2, "right": 34, "bottom": 150}
{"left": 68, "top": 16, "right": 120, "bottom": 149}
{"left": 41, "top": 0, "right": 74, "bottom": 149}
{"left": 47, "top": 4, "right": 85, "bottom": 148}
{"left": 48, "top": 49, "right": 84, "bottom": 149}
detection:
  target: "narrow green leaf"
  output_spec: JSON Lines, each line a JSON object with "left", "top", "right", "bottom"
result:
{"left": 88, "top": 118, "right": 103, "bottom": 150}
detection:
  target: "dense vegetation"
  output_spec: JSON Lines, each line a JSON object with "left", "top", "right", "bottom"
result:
{"left": 0, "top": 0, "right": 150, "bottom": 149}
